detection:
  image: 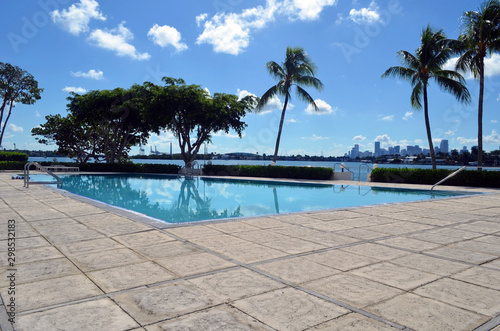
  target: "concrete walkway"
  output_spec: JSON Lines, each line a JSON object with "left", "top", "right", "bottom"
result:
{"left": 1, "top": 172, "right": 499, "bottom": 331}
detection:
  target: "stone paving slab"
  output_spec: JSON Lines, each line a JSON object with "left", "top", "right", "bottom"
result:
{"left": 367, "top": 293, "right": 489, "bottom": 331}
{"left": 309, "top": 313, "right": 399, "bottom": 330}
{"left": 232, "top": 287, "right": 350, "bottom": 331}
{"left": 87, "top": 261, "right": 176, "bottom": 293}
{"left": 0, "top": 274, "right": 103, "bottom": 312}
{"left": 16, "top": 298, "right": 139, "bottom": 331}
{"left": 0, "top": 173, "right": 499, "bottom": 330}
{"left": 413, "top": 278, "right": 500, "bottom": 316}
{"left": 145, "top": 305, "right": 274, "bottom": 330}
{"left": 112, "top": 280, "right": 222, "bottom": 325}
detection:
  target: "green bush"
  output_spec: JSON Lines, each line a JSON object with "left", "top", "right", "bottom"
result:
{"left": 0, "top": 161, "right": 26, "bottom": 170}
{"left": 0, "top": 161, "right": 181, "bottom": 174}
{"left": 0, "top": 152, "right": 28, "bottom": 162}
{"left": 370, "top": 167, "right": 500, "bottom": 188}
{"left": 203, "top": 164, "right": 333, "bottom": 180}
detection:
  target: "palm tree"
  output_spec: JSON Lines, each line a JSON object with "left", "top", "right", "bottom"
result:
{"left": 382, "top": 25, "right": 471, "bottom": 169}
{"left": 456, "top": 0, "right": 500, "bottom": 169}
{"left": 256, "top": 46, "right": 323, "bottom": 164}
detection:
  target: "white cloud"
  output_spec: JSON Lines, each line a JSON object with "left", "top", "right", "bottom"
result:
{"left": 196, "top": 3, "right": 277, "bottom": 55}
{"left": 8, "top": 124, "right": 23, "bottom": 133}
{"left": 305, "top": 99, "right": 335, "bottom": 115}
{"left": 62, "top": 86, "right": 87, "bottom": 94}
{"left": 196, "top": 13, "right": 208, "bottom": 27}
{"left": 485, "top": 130, "right": 500, "bottom": 144}
{"left": 71, "top": 69, "right": 104, "bottom": 80}
{"left": 51, "top": 0, "right": 106, "bottom": 36}
{"left": 256, "top": 94, "right": 284, "bottom": 114}
{"left": 414, "top": 139, "right": 423, "bottom": 144}
{"left": 456, "top": 136, "right": 477, "bottom": 145}
{"left": 402, "top": 111, "right": 413, "bottom": 120}
{"left": 445, "top": 53, "right": 500, "bottom": 79}
{"left": 302, "top": 134, "right": 329, "bottom": 140}
{"left": 280, "top": 0, "right": 338, "bottom": 21}
{"left": 196, "top": 0, "right": 336, "bottom": 55}
{"left": 287, "top": 118, "right": 298, "bottom": 123}
{"left": 353, "top": 135, "right": 366, "bottom": 141}
{"left": 237, "top": 89, "right": 257, "bottom": 100}
{"left": 380, "top": 115, "right": 394, "bottom": 121}
{"left": 445, "top": 130, "right": 455, "bottom": 136}
{"left": 212, "top": 131, "right": 243, "bottom": 138}
{"left": 348, "top": 1, "right": 381, "bottom": 24}
{"left": 491, "top": 120, "right": 498, "bottom": 124}
{"left": 88, "top": 22, "right": 150, "bottom": 60}
{"left": 35, "top": 110, "right": 41, "bottom": 117}
{"left": 374, "top": 134, "right": 397, "bottom": 148}
{"left": 148, "top": 24, "right": 188, "bottom": 52}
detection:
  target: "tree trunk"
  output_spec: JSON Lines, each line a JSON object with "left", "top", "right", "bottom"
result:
{"left": 272, "top": 94, "right": 289, "bottom": 164}
{"left": 0, "top": 102, "right": 14, "bottom": 148}
{"left": 423, "top": 85, "right": 436, "bottom": 170}
{"left": 478, "top": 58, "right": 484, "bottom": 171}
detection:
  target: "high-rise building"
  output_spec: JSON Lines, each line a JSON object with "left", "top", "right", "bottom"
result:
{"left": 374, "top": 141, "right": 381, "bottom": 157}
{"left": 440, "top": 139, "right": 449, "bottom": 154}
{"left": 350, "top": 144, "right": 360, "bottom": 159}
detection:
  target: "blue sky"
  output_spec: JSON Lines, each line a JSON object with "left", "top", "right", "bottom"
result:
{"left": 2, "top": 0, "right": 500, "bottom": 157}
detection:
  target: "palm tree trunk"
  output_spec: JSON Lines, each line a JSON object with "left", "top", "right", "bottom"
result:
{"left": 423, "top": 85, "right": 436, "bottom": 170}
{"left": 272, "top": 94, "right": 289, "bottom": 164}
{"left": 478, "top": 59, "right": 484, "bottom": 171}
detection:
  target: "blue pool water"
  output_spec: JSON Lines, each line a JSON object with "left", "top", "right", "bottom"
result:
{"left": 29, "top": 174, "right": 474, "bottom": 223}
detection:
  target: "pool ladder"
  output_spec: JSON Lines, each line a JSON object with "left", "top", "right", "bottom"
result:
{"left": 23, "top": 162, "right": 63, "bottom": 188}
{"left": 431, "top": 166, "right": 467, "bottom": 191}
{"left": 178, "top": 161, "right": 201, "bottom": 179}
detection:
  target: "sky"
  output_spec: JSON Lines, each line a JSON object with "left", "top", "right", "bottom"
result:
{"left": 2, "top": 0, "right": 500, "bottom": 157}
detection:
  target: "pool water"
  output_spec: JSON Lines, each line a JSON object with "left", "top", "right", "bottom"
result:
{"left": 30, "top": 174, "right": 474, "bottom": 224}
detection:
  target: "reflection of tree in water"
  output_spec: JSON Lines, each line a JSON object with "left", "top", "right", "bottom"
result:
{"left": 61, "top": 175, "right": 154, "bottom": 212}
{"left": 168, "top": 179, "right": 241, "bottom": 223}
{"left": 61, "top": 175, "right": 242, "bottom": 223}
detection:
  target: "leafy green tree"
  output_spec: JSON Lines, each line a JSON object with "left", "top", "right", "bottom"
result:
{"left": 32, "top": 113, "right": 102, "bottom": 163}
{"left": 455, "top": 0, "right": 500, "bottom": 169}
{"left": 256, "top": 47, "right": 323, "bottom": 164}
{"left": 0, "top": 62, "right": 43, "bottom": 147}
{"left": 32, "top": 85, "right": 152, "bottom": 163}
{"left": 68, "top": 85, "right": 152, "bottom": 163}
{"left": 382, "top": 26, "right": 471, "bottom": 169}
{"left": 148, "top": 77, "right": 257, "bottom": 168}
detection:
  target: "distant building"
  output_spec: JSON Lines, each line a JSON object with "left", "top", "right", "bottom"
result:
{"left": 374, "top": 142, "right": 381, "bottom": 157}
{"left": 440, "top": 140, "right": 449, "bottom": 154}
{"left": 350, "top": 144, "right": 360, "bottom": 158}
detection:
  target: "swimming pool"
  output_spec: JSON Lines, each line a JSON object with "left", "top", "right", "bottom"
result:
{"left": 28, "top": 174, "right": 475, "bottom": 224}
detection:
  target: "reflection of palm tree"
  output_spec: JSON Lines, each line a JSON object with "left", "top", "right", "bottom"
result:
{"left": 382, "top": 25, "right": 471, "bottom": 169}
{"left": 171, "top": 179, "right": 242, "bottom": 223}
{"left": 272, "top": 187, "right": 280, "bottom": 214}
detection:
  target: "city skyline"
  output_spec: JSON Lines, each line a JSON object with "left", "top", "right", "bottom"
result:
{"left": 2, "top": 0, "right": 500, "bottom": 157}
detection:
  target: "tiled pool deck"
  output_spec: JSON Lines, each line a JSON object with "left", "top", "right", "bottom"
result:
{"left": 1, "top": 172, "right": 500, "bottom": 331}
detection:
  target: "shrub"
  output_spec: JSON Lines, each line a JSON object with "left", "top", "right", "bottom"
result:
{"left": 370, "top": 167, "right": 500, "bottom": 188}
{"left": 203, "top": 164, "right": 333, "bottom": 180}
{"left": 0, "top": 152, "right": 29, "bottom": 162}
{"left": 0, "top": 161, "right": 26, "bottom": 170}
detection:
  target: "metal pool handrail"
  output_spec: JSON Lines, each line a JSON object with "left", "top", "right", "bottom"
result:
{"left": 358, "top": 163, "right": 373, "bottom": 181}
{"left": 24, "top": 162, "right": 63, "bottom": 188}
{"left": 431, "top": 166, "right": 467, "bottom": 191}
